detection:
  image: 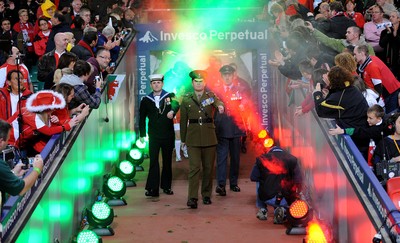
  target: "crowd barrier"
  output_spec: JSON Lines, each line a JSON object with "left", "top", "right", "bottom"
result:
{"left": 269, "top": 67, "right": 400, "bottom": 242}
{"left": 1, "top": 32, "right": 137, "bottom": 242}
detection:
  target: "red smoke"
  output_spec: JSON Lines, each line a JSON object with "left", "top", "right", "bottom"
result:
{"left": 260, "top": 156, "right": 287, "bottom": 174}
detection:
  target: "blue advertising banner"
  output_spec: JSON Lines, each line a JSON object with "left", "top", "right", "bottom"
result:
{"left": 135, "top": 22, "right": 271, "bottom": 130}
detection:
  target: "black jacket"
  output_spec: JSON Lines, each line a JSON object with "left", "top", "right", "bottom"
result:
{"left": 139, "top": 90, "right": 180, "bottom": 140}
{"left": 314, "top": 85, "right": 370, "bottom": 156}
{"left": 71, "top": 43, "right": 93, "bottom": 61}
{"left": 37, "top": 50, "right": 56, "bottom": 85}
{"left": 315, "top": 14, "right": 357, "bottom": 39}
{"left": 250, "top": 147, "right": 302, "bottom": 203}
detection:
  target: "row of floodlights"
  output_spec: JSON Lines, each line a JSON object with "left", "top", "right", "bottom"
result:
{"left": 74, "top": 139, "right": 147, "bottom": 242}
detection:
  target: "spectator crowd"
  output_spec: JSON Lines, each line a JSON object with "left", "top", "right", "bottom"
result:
{"left": 0, "top": 0, "right": 138, "bottom": 208}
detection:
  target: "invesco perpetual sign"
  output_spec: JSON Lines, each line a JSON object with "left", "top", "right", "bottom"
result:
{"left": 139, "top": 29, "right": 268, "bottom": 43}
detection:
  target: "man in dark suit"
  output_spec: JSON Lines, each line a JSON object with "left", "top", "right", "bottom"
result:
{"left": 180, "top": 70, "right": 224, "bottom": 209}
{"left": 139, "top": 74, "right": 180, "bottom": 197}
{"left": 214, "top": 65, "right": 246, "bottom": 196}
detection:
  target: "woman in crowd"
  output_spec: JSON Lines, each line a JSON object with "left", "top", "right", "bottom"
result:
{"left": 46, "top": 52, "right": 78, "bottom": 89}
{"left": 52, "top": 83, "right": 89, "bottom": 125}
{"left": 7, "top": 90, "right": 79, "bottom": 156}
{"left": 313, "top": 66, "right": 370, "bottom": 159}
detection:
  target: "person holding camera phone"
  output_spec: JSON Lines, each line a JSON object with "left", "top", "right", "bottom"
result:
{"left": 0, "top": 119, "right": 43, "bottom": 199}
{"left": 86, "top": 48, "right": 111, "bottom": 94}
{"left": 295, "top": 68, "right": 329, "bottom": 117}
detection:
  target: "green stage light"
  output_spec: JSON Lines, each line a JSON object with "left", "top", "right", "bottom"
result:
{"left": 128, "top": 147, "right": 144, "bottom": 171}
{"left": 118, "top": 160, "right": 135, "bottom": 178}
{"left": 106, "top": 176, "right": 125, "bottom": 195}
{"left": 92, "top": 202, "right": 112, "bottom": 220}
{"left": 114, "top": 160, "right": 136, "bottom": 187}
{"left": 76, "top": 229, "right": 102, "bottom": 243}
{"left": 86, "top": 201, "right": 114, "bottom": 236}
{"left": 103, "top": 175, "right": 127, "bottom": 206}
{"left": 129, "top": 148, "right": 144, "bottom": 163}
{"left": 135, "top": 139, "right": 146, "bottom": 149}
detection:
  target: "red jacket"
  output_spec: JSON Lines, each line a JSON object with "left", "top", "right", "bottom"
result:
{"left": 33, "top": 31, "right": 50, "bottom": 58}
{"left": 51, "top": 107, "right": 71, "bottom": 125}
{"left": 7, "top": 107, "right": 71, "bottom": 153}
{"left": 345, "top": 12, "right": 365, "bottom": 29}
{"left": 12, "top": 21, "right": 35, "bottom": 52}
{"left": 0, "top": 87, "right": 32, "bottom": 120}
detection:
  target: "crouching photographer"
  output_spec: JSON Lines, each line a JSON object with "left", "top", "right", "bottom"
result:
{"left": 373, "top": 112, "right": 400, "bottom": 183}
{"left": 0, "top": 119, "right": 43, "bottom": 201}
{"left": 250, "top": 142, "right": 303, "bottom": 223}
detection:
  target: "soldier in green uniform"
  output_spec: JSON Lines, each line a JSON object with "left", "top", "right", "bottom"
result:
{"left": 180, "top": 70, "right": 224, "bottom": 209}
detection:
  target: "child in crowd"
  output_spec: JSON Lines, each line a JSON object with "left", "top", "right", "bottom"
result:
{"left": 295, "top": 68, "right": 329, "bottom": 116}
{"left": 329, "top": 104, "right": 385, "bottom": 167}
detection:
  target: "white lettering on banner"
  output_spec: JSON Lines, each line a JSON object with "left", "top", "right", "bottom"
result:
{"left": 138, "top": 55, "right": 147, "bottom": 95}
{"left": 160, "top": 29, "right": 268, "bottom": 42}
{"left": 367, "top": 183, "right": 388, "bottom": 223}
{"left": 259, "top": 53, "right": 269, "bottom": 126}
{"left": 340, "top": 139, "right": 364, "bottom": 184}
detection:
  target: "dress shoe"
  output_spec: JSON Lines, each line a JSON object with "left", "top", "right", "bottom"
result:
{"left": 163, "top": 189, "right": 174, "bottom": 195}
{"left": 145, "top": 190, "right": 159, "bottom": 197}
{"left": 187, "top": 198, "right": 198, "bottom": 209}
{"left": 203, "top": 197, "right": 212, "bottom": 205}
{"left": 241, "top": 145, "right": 247, "bottom": 153}
{"left": 230, "top": 185, "right": 241, "bottom": 192}
{"left": 215, "top": 185, "right": 226, "bottom": 196}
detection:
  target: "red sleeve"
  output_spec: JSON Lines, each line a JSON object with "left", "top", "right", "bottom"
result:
{"left": 36, "top": 123, "right": 71, "bottom": 136}
{"left": 12, "top": 23, "right": 20, "bottom": 33}
{"left": 301, "top": 92, "right": 315, "bottom": 113}
{"left": 355, "top": 13, "right": 365, "bottom": 29}
{"left": 51, "top": 108, "right": 71, "bottom": 125}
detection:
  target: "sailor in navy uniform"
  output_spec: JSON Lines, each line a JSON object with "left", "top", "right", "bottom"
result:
{"left": 139, "top": 74, "right": 180, "bottom": 197}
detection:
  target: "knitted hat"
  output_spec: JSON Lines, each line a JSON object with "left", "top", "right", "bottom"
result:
{"left": 26, "top": 90, "right": 66, "bottom": 113}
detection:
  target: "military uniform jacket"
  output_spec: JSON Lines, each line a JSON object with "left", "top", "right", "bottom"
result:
{"left": 139, "top": 89, "right": 180, "bottom": 140}
{"left": 180, "top": 91, "right": 223, "bottom": 147}
{"left": 214, "top": 84, "right": 246, "bottom": 138}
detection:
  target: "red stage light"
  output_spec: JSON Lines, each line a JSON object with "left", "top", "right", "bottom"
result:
{"left": 289, "top": 199, "right": 309, "bottom": 219}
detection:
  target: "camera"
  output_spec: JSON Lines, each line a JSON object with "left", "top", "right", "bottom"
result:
{"left": 21, "top": 157, "right": 34, "bottom": 170}
{"left": 110, "top": 62, "right": 116, "bottom": 68}
{"left": 375, "top": 160, "right": 400, "bottom": 184}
